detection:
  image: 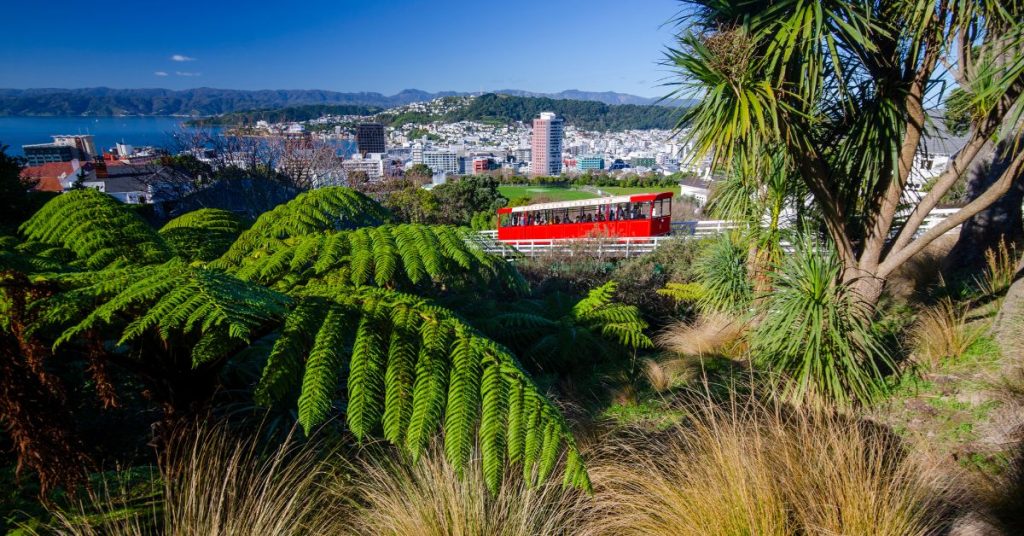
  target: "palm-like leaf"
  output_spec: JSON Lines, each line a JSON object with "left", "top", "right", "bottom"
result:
{"left": 750, "top": 237, "right": 893, "bottom": 406}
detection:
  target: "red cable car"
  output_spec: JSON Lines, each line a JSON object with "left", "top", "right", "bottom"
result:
{"left": 496, "top": 192, "right": 674, "bottom": 241}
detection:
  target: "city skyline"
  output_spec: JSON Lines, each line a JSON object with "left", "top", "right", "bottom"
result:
{"left": 0, "top": 0, "right": 681, "bottom": 98}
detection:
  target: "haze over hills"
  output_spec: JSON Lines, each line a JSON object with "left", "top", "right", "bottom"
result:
{"left": 0, "top": 87, "right": 686, "bottom": 117}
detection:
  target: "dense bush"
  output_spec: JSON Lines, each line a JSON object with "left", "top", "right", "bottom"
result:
{"left": 2, "top": 186, "right": 642, "bottom": 500}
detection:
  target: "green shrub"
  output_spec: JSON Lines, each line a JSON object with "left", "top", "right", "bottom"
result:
{"left": 751, "top": 240, "right": 894, "bottom": 406}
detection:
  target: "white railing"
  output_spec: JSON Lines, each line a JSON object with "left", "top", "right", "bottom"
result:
{"left": 476, "top": 236, "right": 677, "bottom": 259}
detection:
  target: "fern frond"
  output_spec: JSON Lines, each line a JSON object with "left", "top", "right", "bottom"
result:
{"left": 382, "top": 303, "right": 421, "bottom": 444}
{"left": 255, "top": 297, "right": 330, "bottom": 405}
{"left": 258, "top": 286, "right": 591, "bottom": 491}
{"left": 369, "top": 227, "right": 399, "bottom": 288}
{"left": 159, "top": 208, "right": 246, "bottom": 262}
{"left": 443, "top": 324, "right": 481, "bottom": 473}
{"left": 347, "top": 311, "right": 389, "bottom": 441}
{"left": 297, "top": 305, "right": 354, "bottom": 434}
{"left": 571, "top": 281, "right": 617, "bottom": 318}
{"left": 223, "top": 224, "right": 521, "bottom": 294}
{"left": 505, "top": 379, "right": 526, "bottom": 464}
{"left": 348, "top": 228, "right": 374, "bottom": 286}
{"left": 392, "top": 225, "right": 426, "bottom": 284}
{"left": 405, "top": 317, "right": 452, "bottom": 460}
{"left": 537, "top": 420, "right": 562, "bottom": 484}
{"left": 657, "top": 281, "right": 708, "bottom": 303}
{"left": 521, "top": 393, "right": 543, "bottom": 483}
{"left": 479, "top": 354, "right": 507, "bottom": 493}
{"left": 19, "top": 189, "right": 170, "bottom": 269}
{"left": 46, "top": 260, "right": 289, "bottom": 352}
{"left": 217, "top": 187, "right": 388, "bottom": 266}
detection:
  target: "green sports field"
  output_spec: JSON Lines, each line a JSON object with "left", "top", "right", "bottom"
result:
{"left": 498, "top": 186, "right": 597, "bottom": 203}
{"left": 589, "top": 186, "right": 677, "bottom": 197}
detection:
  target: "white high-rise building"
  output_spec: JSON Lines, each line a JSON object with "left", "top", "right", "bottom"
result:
{"left": 530, "top": 112, "right": 564, "bottom": 177}
{"left": 422, "top": 150, "right": 458, "bottom": 175}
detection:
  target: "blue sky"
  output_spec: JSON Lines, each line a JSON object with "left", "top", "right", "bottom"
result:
{"left": 0, "top": 0, "right": 682, "bottom": 98}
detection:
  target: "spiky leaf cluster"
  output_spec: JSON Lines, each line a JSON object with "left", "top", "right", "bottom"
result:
{"left": 18, "top": 189, "right": 171, "bottom": 269}
{"left": 219, "top": 187, "right": 390, "bottom": 265}
{"left": 255, "top": 284, "right": 591, "bottom": 493}
{"left": 159, "top": 208, "right": 248, "bottom": 262}
{"left": 750, "top": 239, "right": 894, "bottom": 407}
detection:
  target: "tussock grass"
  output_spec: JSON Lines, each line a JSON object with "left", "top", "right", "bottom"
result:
{"left": 42, "top": 424, "right": 345, "bottom": 536}
{"left": 345, "top": 444, "right": 586, "bottom": 536}
{"left": 642, "top": 357, "right": 674, "bottom": 393}
{"left": 912, "top": 298, "right": 985, "bottom": 368}
{"left": 976, "top": 241, "right": 1020, "bottom": 300}
{"left": 582, "top": 392, "right": 956, "bottom": 536}
{"left": 655, "top": 312, "right": 747, "bottom": 358}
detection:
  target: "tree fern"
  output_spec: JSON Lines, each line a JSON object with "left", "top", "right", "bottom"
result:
{"left": 218, "top": 187, "right": 389, "bottom": 265}
{"left": 159, "top": 208, "right": 247, "bottom": 262}
{"left": 34, "top": 260, "right": 290, "bottom": 363}
{"left": 221, "top": 224, "right": 525, "bottom": 294}
{"left": 255, "top": 286, "right": 591, "bottom": 491}
{"left": 18, "top": 189, "right": 170, "bottom": 269}
{"left": 5, "top": 186, "right": 591, "bottom": 496}
{"left": 476, "top": 281, "right": 652, "bottom": 369}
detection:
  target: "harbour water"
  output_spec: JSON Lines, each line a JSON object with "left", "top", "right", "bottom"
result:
{"left": 1, "top": 116, "right": 360, "bottom": 159}
{"left": 0, "top": 116, "right": 197, "bottom": 155}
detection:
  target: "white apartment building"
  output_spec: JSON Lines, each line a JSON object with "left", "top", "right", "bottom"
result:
{"left": 422, "top": 150, "right": 459, "bottom": 175}
{"left": 342, "top": 153, "right": 385, "bottom": 182}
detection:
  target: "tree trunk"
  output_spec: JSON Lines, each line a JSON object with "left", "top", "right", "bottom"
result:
{"left": 946, "top": 139, "right": 1024, "bottom": 273}
{"left": 847, "top": 274, "right": 886, "bottom": 309}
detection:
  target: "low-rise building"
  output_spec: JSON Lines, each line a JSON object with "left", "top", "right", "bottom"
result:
{"left": 342, "top": 153, "right": 385, "bottom": 182}
{"left": 22, "top": 160, "right": 94, "bottom": 192}
{"left": 22, "top": 135, "right": 96, "bottom": 166}
{"left": 679, "top": 178, "right": 712, "bottom": 206}
{"left": 577, "top": 155, "right": 605, "bottom": 171}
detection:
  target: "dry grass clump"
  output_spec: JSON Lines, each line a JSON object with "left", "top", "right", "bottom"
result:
{"left": 655, "top": 312, "right": 747, "bottom": 358}
{"left": 582, "top": 393, "right": 956, "bottom": 536}
{"left": 642, "top": 357, "right": 674, "bottom": 393}
{"left": 912, "top": 297, "right": 984, "bottom": 368}
{"left": 977, "top": 240, "right": 1020, "bottom": 300}
{"left": 345, "top": 444, "right": 586, "bottom": 536}
{"left": 44, "top": 424, "right": 346, "bottom": 536}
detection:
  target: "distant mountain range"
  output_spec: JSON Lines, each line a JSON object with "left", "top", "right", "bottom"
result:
{"left": 490, "top": 89, "right": 672, "bottom": 106}
{"left": 0, "top": 87, "right": 686, "bottom": 117}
